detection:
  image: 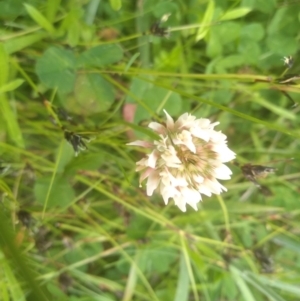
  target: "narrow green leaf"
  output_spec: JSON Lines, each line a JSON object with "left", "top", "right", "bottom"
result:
{"left": 0, "top": 79, "right": 24, "bottom": 94}
{"left": 174, "top": 253, "right": 189, "bottom": 301}
{"left": 24, "top": 3, "right": 55, "bottom": 34}
{"left": 220, "top": 7, "right": 252, "bottom": 21}
{"left": 0, "top": 180, "right": 14, "bottom": 199}
{"left": 180, "top": 236, "right": 198, "bottom": 301}
{"left": 0, "top": 44, "right": 24, "bottom": 148}
{"left": 3, "top": 32, "right": 47, "bottom": 54}
{"left": 0, "top": 211, "right": 50, "bottom": 301}
{"left": 109, "top": 0, "right": 122, "bottom": 11}
{"left": 0, "top": 274, "right": 10, "bottom": 301}
{"left": 2, "top": 260, "right": 25, "bottom": 301}
{"left": 0, "top": 92, "right": 25, "bottom": 148}
{"left": 226, "top": 203, "right": 283, "bottom": 214}
{"left": 124, "top": 52, "right": 140, "bottom": 72}
{"left": 85, "top": 0, "right": 101, "bottom": 25}
{"left": 242, "top": 272, "right": 286, "bottom": 301}
{"left": 122, "top": 254, "right": 138, "bottom": 301}
{"left": 273, "top": 235, "right": 300, "bottom": 254}
{"left": 140, "top": 77, "right": 299, "bottom": 137}
{"left": 0, "top": 43, "right": 8, "bottom": 84}
{"left": 196, "top": 0, "right": 215, "bottom": 42}
{"left": 46, "top": 0, "right": 61, "bottom": 22}
{"left": 251, "top": 93, "right": 295, "bottom": 120}
{"left": 256, "top": 275, "right": 300, "bottom": 295}
{"left": 230, "top": 266, "right": 256, "bottom": 301}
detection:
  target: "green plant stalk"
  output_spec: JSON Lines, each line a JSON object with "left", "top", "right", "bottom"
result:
{"left": 0, "top": 211, "right": 50, "bottom": 301}
{"left": 42, "top": 140, "right": 64, "bottom": 218}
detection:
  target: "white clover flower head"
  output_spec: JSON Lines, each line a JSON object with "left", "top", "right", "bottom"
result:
{"left": 127, "top": 110, "right": 236, "bottom": 212}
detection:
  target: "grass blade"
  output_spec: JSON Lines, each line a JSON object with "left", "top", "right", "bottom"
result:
{"left": 24, "top": 3, "right": 55, "bottom": 34}
{"left": 4, "top": 32, "right": 47, "bottom": 54}
{"left": 196, "top": 0, "right": 215, "bottom": 41}
{"left": 230, "top": 266, "right": 256, "bottom": 301}
{"left": 0, "top": 44, "right": 24, "bottom": 148}
{"left": 0, "top": 79, "right": 24, "bottom": 94}
{"left": 220, "top": 7, "right": 252, "bottom": 21}
{"left": 174, "top": 253, "right": 189, "bottom": 301}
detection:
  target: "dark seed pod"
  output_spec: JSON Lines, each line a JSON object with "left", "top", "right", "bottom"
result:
{"left": 150, "top": 14, "right": 171, "bottom": 38}
{"left": 64, "top": 129, "right": 92, "bottom": 156}
{"left": 17, "top": 210, "right": 32, "bottom": 228}
{"left": 241, "top": 163, "right": 276, "bottom": 187}
{"left": 150, "top": 22, "right": 170, "bottom": 38}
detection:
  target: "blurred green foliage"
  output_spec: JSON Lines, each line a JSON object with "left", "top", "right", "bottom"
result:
{"left": 1, "top": 0, "right": 300, "bottom": 300}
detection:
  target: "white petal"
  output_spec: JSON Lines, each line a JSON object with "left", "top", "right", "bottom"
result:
{"left": 197, "top": 185, "right": 212, "bottom": 197}
{"left": 196, "top": 118, "right": 211, "bottom": 128}
{"left": 146, "top": 171, "right": 160, "bottom": 196}
{"left": 203, "top": 179, "right": 225, "bottom": 195}
{"left": 139, "top": 167, "right": 154, "bottom": 183}
{"left": 190, "top": 128, "right": 211, "bottom": 142}
{"left": 161, "top": 146, "right": 182, "bottom": 167}
{"left": 170, "top": 175, "right": 188, "bottom": 187}
{"left": 194, "top": 174, "right": 204, "bottom": 184}
{"left": 173, "top": 196, "right": 187, "bottom": 212}
{"left": 214, "top": 145, "right": 236, "bottom": 162}
{"left": 208, "top": 121, "right": 220, "bottom": 129}
{"left": 181, "top": 187, "right": 201, "bottom": 211}
{"left": 163, "top": 110, "right": 174, "bottom": 129}
{"left": 160, "top": 170, "right": 172, "bottom": 186}
{"left": 173, "top": 187, "right": 200, "bottom": 212}
{"left": 210, "top": 131, "right": 226, "bottom": 143}
{"left": 160, "top": 170, "right": 188, "bottom": 188}
{"left": 161, "top": 184, "right": 178, "bottom": 205}
{"left": 127, "top": 140, "right": 153, "bottom": 148}
{"left": 176, "top": 113, "right": 196, "bottom": 129}
{"left": 214, "top": 164, "right": 232, "bottom": 180}
{"left": 154, "top": 135, "right": 168, "bottom": 151}
{"left": 148, "top": 122, "right": 166, "bottom": 134}
{"left": 136, "top": 158, "right": 148, "bottom": 170}
{"left": 173, "top": 130, "right": 196, "bottom": 153}
{"left": 148, "top": 150, "right": 159, "bottom": 168}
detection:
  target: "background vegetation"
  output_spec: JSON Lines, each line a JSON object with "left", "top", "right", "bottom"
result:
{"left": 1, "top": 0, "right": 300, "bottom": 300}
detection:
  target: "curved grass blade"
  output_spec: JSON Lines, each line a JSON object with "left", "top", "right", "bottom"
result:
{"left": 139, "top": 77, "right": 299, "bottom": 138}
{"left": 24, "top": 3, "right": 55, "bottom": 34}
